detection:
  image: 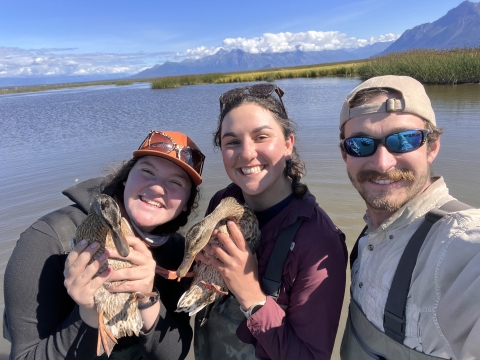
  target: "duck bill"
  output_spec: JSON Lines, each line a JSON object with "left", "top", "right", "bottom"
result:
{"left": 176, "top": 254, "right": 195, "bottom": 279}
{"left": 112, "top": 231, "right": 130, "bottom": 257}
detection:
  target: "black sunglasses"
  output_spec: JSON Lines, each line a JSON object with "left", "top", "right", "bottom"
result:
{"left": 219, "top": 83, "right": 286, "bottom": 114}
{"left": 342, "top": 129, "right": 430, "bottom": 157}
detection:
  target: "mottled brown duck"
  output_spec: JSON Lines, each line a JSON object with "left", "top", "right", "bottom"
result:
{"left": 175, "top": 197, "right": 261, "bottom": 317}
{"left": 74, "top": 194, "right": 141, "bottom": 357}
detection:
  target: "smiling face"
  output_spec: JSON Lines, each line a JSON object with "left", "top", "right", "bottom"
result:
{"left": 343, "top": 95, "right": 440, "bottom": 227}
{"left": 220, "top": 103, "right": 294, "bottom": 211}
{"left": 123, "top": 156, "right": 192, "bottom": 232}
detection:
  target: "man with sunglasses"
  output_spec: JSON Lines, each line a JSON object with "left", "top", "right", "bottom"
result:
{"left": 338, "top": 75, "right": 480, "bottom": 360}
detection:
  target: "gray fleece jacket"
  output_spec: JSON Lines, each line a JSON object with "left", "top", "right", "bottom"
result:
{"left": 4, "top": 178, "right": 192, "bottom": 360}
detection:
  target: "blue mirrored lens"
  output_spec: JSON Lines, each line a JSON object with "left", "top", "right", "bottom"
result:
{"left": 344, "top": 130, "right": 426, "bottom": 157}
{"left": 344, "top": 138, "right": 375, "bottom": 157}
{"left": 385, "top": 130, "right": 424, "bottom": 152}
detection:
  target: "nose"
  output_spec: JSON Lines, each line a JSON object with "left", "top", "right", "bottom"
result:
{"left": 369, "top": 145, "right": 397, "bottom": 173}
{"left": 149, "top": 181, "right": 166, "bottom": 195}
{"left": 239, "top": 139, "right": 257, "bottom": 162}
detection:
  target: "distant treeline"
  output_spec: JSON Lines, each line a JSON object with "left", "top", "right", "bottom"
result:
{"left": 358, "top": 47, "right": 480, "bottom": 84}
{"left": 2, "top": 48, "right": 479, "bottom": 96}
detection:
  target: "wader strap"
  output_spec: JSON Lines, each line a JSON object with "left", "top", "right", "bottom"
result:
{"left": 261, "top": 217, "right": 304, "bottom": 300}
{"left": 350, "top": 225, "right": 368, "bottom": 270}
{"left": 383, "top": 200, "right": 473, "bottom": 343}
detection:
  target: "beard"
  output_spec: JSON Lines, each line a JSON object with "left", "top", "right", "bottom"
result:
{"left": 348, "top": 167, "right": 431, "bottom": 213}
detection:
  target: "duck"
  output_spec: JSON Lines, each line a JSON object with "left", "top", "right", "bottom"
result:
{"left": 74, "top": 194, "right": 142, "bottom": 357}
{"left": 175, "top": 197, "right": 261, "bottom": 317}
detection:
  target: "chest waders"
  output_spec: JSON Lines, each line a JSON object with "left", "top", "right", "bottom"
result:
{"left": 194, "top": 218, "right": 303, "bottom": 360}
{"left": 341, "top": 200, "right": 473, "bottom": 360}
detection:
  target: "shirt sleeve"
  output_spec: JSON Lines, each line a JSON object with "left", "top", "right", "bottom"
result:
{"left": 434, "top": 210, "right": 480, "bottom": 360}
{"left": 5, "top": 218, "right": 193, "bottom": 360}
{"left": 236, "top": 214, "right": 348, "bottom": 360}
{"left": 4, "top": 221, "right": 100, "bottom": 360}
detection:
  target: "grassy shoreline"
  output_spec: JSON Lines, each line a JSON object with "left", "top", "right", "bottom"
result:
{"left": 358, "top": 47, "right": 480, "bottom": 84}
{"left": 1, "top": 47, "right": 479, "bottom": 96}
{"left": 0, "top": 60, "right": 366, "bottom": 95}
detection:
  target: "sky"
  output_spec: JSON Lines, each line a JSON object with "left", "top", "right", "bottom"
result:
{"left": 0, "top": 0, "right": 468, "bottom": 81}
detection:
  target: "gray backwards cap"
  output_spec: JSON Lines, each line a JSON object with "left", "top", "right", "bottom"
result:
{"left": 339, "top": 75, "right": 436, "bottom": 130}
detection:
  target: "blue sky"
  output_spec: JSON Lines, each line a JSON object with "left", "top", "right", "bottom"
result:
{"left": 0, "top": 0, "right": 468, "bottom": 80}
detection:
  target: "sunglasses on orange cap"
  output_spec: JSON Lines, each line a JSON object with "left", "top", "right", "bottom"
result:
{"left": 134, "top": 131, "right": 205, "bottom": 186}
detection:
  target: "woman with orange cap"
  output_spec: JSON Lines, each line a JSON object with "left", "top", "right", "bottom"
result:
{"left": 4, "top": 130, "right": 205, "bottom": 360}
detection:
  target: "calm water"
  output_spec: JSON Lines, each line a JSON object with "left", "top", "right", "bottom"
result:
{"left": 1, "top": 78, "right": 479, "bottom": 357}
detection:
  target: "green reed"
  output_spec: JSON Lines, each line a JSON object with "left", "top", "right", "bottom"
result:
{"left": 115, "top": 80, "right": 134, "bottom": 86}
{"left": 358, "top": 47, "right": 480, "bottom": 84}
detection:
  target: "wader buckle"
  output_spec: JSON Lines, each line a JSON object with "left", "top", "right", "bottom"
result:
{"left": 383, "top": 310, "right": 405, "bottom": 343}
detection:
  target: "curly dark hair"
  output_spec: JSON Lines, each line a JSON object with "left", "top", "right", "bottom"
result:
{"left": 101, "top": 157, "right": 200, "bottom": 235}
{"left": 213, "top": 88, "right": 308, "bottom": 197}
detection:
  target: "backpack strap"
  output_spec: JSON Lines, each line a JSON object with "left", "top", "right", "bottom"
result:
{"left": 196, "top": 217, "right": 304, "bottom": 326}
{"left": 383, "top": 199, "right": 473, "bottom": 343}
{"left": 261, "top": 217, "right": 304, "bottom": 301}
{"left": 350, "top": 225, "right": 368, "bottom": 270}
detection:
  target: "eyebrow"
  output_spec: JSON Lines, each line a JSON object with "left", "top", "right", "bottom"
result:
{"left": 349, "top": 127, "right": 419, "bottom": 138}
{"left": 139, "top": 158, "right": 190, "bottom": 182}
{"left": 221, "top": 125, "right": 273, "bottom": 139}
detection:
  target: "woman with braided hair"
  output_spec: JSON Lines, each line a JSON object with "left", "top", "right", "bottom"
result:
{"left": 193, "top": 83, "right": 348, "bottom": 360}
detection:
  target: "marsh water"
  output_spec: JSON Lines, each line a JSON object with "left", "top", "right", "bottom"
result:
{"left": 1, "top": 78, "right": 479, "bottom": 358}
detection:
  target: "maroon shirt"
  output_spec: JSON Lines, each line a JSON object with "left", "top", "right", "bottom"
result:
{"left": 206, "top": 184, "right": 347, "bottom": 360}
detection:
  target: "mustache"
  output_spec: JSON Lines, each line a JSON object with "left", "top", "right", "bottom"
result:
{"left": 357, "top": 169, "right": 415, "bottom": 183}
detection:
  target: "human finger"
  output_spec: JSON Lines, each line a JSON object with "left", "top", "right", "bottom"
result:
{"left": 213, "top": 229, "right": 241, "bottom": 259}
{"left": 195, "top": 251, "right": 211, "bottom": 265}
{"left": 226, "top": 221, "right": 248, "bottom": 252}
{"left": 65, "top": 239, "right": 90, "bottom": 267}
{"left": 123, "top": 235, "right": 151, "bottom": 257}
{"left": 108, "top": 245, "right": 152, "bottom": 266}
{"left": 107, "top": 273, "right": 153, "bottom": 294}
{"left": 67, "top": 249, "right": 109, "bottom": 288}
{"left": 64, "top": 241, "right": 102, "bottom": 282}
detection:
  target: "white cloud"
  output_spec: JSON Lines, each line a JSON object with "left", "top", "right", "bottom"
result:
{"left": 1, "top": 30, "right": 400, "bottom": 79}
{"left": 178, "top": 30, "right": 399, "bottom": 59}
{"left": 0, "top": 46, "right": 166, "bottom": 78}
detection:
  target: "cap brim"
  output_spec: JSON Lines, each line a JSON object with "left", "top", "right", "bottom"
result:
{"left": 133, "top": 150, "right": 202, "bottom": 186}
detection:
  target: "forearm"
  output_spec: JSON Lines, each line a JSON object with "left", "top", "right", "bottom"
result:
{"left": 239, "top": 252, "right": 346, "bottom": 360}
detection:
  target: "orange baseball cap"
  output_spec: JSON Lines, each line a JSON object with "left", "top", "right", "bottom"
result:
{"left": 133, "top": 130, "right": 205, "bottom": 186}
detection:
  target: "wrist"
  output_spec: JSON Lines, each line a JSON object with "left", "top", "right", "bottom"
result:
{"left": 240, "top": 296, "right": 267, "bottom": 318}
{"left": 138, "top": 288, "right": 160, "bottom": 310}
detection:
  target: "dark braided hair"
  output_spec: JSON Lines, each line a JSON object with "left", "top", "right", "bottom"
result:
{"left": 101, "top": 157, "right": 200, "bottom": 235}
{"left": 213, "top": 90, "right": 308, "bottom": 197}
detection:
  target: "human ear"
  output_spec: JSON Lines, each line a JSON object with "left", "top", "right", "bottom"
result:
{"left": 427, "top": 136, "right": 441, "bottom": 165}
{"left": 285, "top": 134, "right": 295, "bottom": 156}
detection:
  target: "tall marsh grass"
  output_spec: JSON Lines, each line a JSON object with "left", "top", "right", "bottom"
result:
{"left": 358, "top": 47, "right": 480, "bottom": 84}
{"left": 149, "top": 61, "right": 362, "bottom": 89}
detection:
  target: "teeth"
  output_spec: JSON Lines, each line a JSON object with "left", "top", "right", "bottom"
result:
{"left": 373, "top": 179, "right": 394, "bottom": 185}
{"left": 241, "top": 166, "right": 263, "bottom": 175}
{"left": 140, "top": 195, "right": 163, "bottom": 208}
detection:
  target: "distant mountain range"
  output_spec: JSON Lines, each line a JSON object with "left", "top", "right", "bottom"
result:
{"left": 131, "top": 42, "right": 393, "bottom": 79}
{"left": 382, "top": 0, "right": 480, "bottom": 53}
{"left": 132, "top": 0, "right": 480, "bottom": 79}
